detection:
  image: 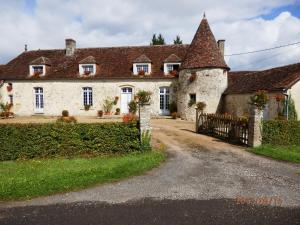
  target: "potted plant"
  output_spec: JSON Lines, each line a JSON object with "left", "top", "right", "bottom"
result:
{"left": 33, "top": 71, "right": 42, "bottom": 77}
{"left": 189, "top": 72, "right": 196, "bottom": 83}
{"left": 196, "top": 101, "right": 207, "bottom": 112}
{"left": 171, "top": 112, "right": 177, "bottom": 119}
{"left": 0, "top": 103, "right": 14, "bottom": 119}
{"left": 98, "top": 110, "right": 103, "bottom": 117}
{"left": 115, "top": 108, "right": 120, "bottom": 115}
{"left": 84, "top": 105, "right": 91, "bottom": 111}
{"left": 138, "top": 70, "right": 145, "bottom": 76}
{"left": 103, "top": 98, "right": 114, "bottom": 115}
{"left": 169, "top": 70, "right": 178, "bottom": 77}
{"left": 136, "top": 90, "right": 152, "bottom": 106}
{"left": 249, "top": 90, "right": 269, "bottom": 110}
{"left": 128, "top": 100, "right": 138, "bottom": 114}
{"left": 6, "top": 84, "right": 12, "bottom": 92}
{"left": 84, "top": 70, "right": 91, "bottom": 76}
{"left": 114, "top": 96, "right": 119, "bottom": 105}
{"left": 62, "top": 110, "right": 69, "bottom": 117}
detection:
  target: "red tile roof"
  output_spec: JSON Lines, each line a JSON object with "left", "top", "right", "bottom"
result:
{"left": 29, "top": 56, "right": 52, "bottom": 65}
{"left": 181, "top": 17, "right": 229, "bottom": 70}
{"left": 79, "top": 56, "right": 97, "bottom": 64}
{"left": 226, "top": 63, "right": 300, "bottom": 94}
{"left": 164, "top": 54, "right": 181, "bottom": 63}
{"left": 0, "top": 45, "right": 189, "bottom": 80}
{"left": 133, "top": 54, "right": 152, "bottom": 63}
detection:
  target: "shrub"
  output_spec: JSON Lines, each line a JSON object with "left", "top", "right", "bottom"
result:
{"left": 0, "top": 122, "right": 140, "bottom": 161}
{"left": 0, "top": 103, "right": 14, "bottom": 118}
{"left": 196, "top": 101, "right": 206, "bottom": 111}
{"left": 128, "top": 100, "right": 138, "bottom": 114}
{"left": 169, "top": 101, "right": 177, "bottom": 113}
{"left": 262, "top": 120, "right": 300, "bottom": 146}
{"left": 249, "top": 90, "right": 269, "bottom": 110}
{"left": 136, "top": 90, "right": 152, "bottom": 106}
{"left": 98, "top": 110, "right": 103, "bottom": 117}
{"left": 56, "top": 116, "right": 77, "bottom": 124}
{"left": 103, "top": 98, "right": 114, "bottom": 114}
{"left": 171, "top": 112, "right": 177, "bottom": 119}
{"left": 62, "top": 110, "right": 69, "bottom": 117}
{"left": 84, "top": 105, "right": 91, "bottom": 111}
{"left": 115, "top": 108, "right": 120, "bottom": 115}
{"left": 122, "top": 113, "right": 137, "bottom": 123}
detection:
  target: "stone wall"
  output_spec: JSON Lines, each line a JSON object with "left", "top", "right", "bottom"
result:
{"left": 224, "top": 93, "right": 285, "bottom": 120}
{"left": 0, "top": 79, "right": 173, "bottom": 117}
{"left": 177, "top": 68, "right": 227, "bottom": 121}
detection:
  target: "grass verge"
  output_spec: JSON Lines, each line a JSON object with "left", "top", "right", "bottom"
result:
{"left": 0, "top": 151, "right": 165, "bottom": 201}
{"left": 251, "top": 145, "right": 300, "bottom": 163}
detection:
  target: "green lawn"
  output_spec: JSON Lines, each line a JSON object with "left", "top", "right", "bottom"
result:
{"left": 0, "top": 151, "right": 165, "bottom": 201}
{"left": 251, "top": 145, "right": 300, "bottom": 163}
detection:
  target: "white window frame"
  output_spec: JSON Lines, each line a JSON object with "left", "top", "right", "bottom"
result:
{"left": 34, "top": 87, "right": 44, "bottom": 113}
{"left": 133, "top": 63, "right": 151, "bottom": 75}
{"left": 164, "top": 63, "right": 181, "bottom": 75}
{"left": 79, "top": 64, "right": 96, "bottom": 76}
{"left": 83, "top": 87, "right": 93, "bottom": 106}
{"left": 29, "top": 65, "right": 46, "bottom": 76}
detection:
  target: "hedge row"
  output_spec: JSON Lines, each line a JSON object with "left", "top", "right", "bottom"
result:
{"left": 0, "top": 122, "right": 140, "bottom": 161}
{"left": 262, "top": 120, "right": 300, "bottom": 146}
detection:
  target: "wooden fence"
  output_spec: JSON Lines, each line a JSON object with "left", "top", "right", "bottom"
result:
{"left": 196, "top": 111, "right": 249, "bottom": 145}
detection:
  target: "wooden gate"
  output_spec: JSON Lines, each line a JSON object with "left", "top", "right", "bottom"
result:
{"left": 196, "top": 111, "right": 249, "bottom": 145}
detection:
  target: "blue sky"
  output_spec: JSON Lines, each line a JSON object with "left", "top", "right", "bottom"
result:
{"left": 0, "top": 0, "right": 300, "bottom": 70}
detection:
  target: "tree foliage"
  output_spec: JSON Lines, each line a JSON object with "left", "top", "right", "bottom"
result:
{"left": 150, "top": 34, "right": 165, "bottom": 45}
{"left": 173, "top": 35, "right": 183, "bottom": 44}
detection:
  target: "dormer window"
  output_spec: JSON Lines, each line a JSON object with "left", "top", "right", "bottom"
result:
{"left": 79, "top": 64, "right": 96, "bottom": 76}
{"left": 163, "top": 54, "right": 181, "bottom": 76}
{"left": 30, "top": 65, "right": 46, "bottom": 76}
{"left": 79, "top": 56, "right": 97, "bottom": 76}
{"left": 133, "top": 54, "right": 152, "bottom": 76}
{"left": 29, "top": 56, "right": 51, "bottom": 77}
{"left": 164, "top": 63, "right": 181, "bottom": 75}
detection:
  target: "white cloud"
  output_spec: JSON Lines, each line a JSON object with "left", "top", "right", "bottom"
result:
{"left": 0, "top": 0, "right": 299, "bottom": 71}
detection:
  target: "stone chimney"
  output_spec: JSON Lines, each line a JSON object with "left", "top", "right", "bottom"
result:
{"left": 65, "top": 39, "right": 76, "bottom": 56}
{"left": 217, "top": 40, "right": 225, "bottom": 58}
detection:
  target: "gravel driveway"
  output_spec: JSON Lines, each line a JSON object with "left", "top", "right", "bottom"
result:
{"left": 1, "top": 119, "right": 300, "bottom": 208}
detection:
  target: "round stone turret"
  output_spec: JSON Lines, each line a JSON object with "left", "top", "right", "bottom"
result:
{"left": 177, "top": 16, "right": 230, "bottom": 121}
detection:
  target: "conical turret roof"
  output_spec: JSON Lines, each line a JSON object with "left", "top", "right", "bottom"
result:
{"left": 181, "top": 17, "right": 229, "bottom": 70}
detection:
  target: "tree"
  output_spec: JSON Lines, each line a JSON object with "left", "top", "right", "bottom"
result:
{"left": 173, "top": 35, "right": 183, "bottom": 44}
{"left": 150, "top": 33, "right": 165, "bottom": 45}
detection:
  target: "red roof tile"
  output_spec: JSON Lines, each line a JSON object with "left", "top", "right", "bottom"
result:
{"left": 225, "top": 63, "right": 300, "bottom": 94}
{"left": 29, "top": 56, "right": 52, "bottom": 65}
{"left": 0, "top": 45, "right": 189, "bottom": 80}
{"left": 164, "top": 54, "right": 181, "bottom": 63}
{"left": 181, "top": 17, "right": 229, "bottom": 70}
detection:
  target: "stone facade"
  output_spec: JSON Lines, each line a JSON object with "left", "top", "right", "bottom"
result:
{"left": 177, "top": 68, "right": 227, "bottom": 121}
{"left": 139, "top": 103, "right": 151, "bottom": 134}
{"left": 290, "top": 80, "right": 300, "bottom": 120}
{"left": 0, "top": 79, "right": 173, "bottom": 117}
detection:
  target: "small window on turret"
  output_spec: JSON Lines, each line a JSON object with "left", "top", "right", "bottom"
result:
{"left": 188, "top": 93, "right": 196, "bottom": 107}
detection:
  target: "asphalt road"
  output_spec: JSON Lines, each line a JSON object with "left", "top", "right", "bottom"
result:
{"left": 1, "top": 199, "right": 299, "bottom": 225}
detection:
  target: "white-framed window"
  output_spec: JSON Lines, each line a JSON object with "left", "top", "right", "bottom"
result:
{"left": 34, "top": 87, "right": 44, "bottom": 113}
{"left": 133, "top": 63, "right": 151, "bottom": 75}
{"left": 79, "top": 64, "right": 96, "bottom": 76}
{"left": 29, "top": 65, "right": 46, "bottom": 76}
{"left": 164, "top": 63, "right": 181, "bottom": 75}
{"left": 83, "top": 87, "right": 93, "bottom": 106}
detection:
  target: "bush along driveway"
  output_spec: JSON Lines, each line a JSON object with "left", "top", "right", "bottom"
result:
{"left": 0, "top": 122, "right": 164, "bottom": 201}
{"left": 251, "top": 120, "right": 300, "bottom": 163}
{"left": 2, "top": 119, "right": 299, "bottom": 209}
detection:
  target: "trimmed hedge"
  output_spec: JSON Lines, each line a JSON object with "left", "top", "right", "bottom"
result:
{"left": 0, "top": 122, "right": 140, "bottom": 161}
{"left": 262, "top": 120, "right": 300, "bottom": 146}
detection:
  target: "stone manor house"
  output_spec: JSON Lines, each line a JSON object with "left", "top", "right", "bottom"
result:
{"left": 0, "top": 16, "right": 299, "bottom": 120}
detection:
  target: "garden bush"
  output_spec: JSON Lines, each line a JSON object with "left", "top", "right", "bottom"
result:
{"left": 262, "top": 120, "right": 300, "bottom": 146}
{"left": 0, "top": 122, "right": 140, "bottom": 161}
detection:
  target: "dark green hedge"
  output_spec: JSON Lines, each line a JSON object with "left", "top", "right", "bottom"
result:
{"left": 0, "top": 122, "right": 140, "bottom": 161}
{"left": 262, "top": 120, "right": 300, "bottom": 146}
